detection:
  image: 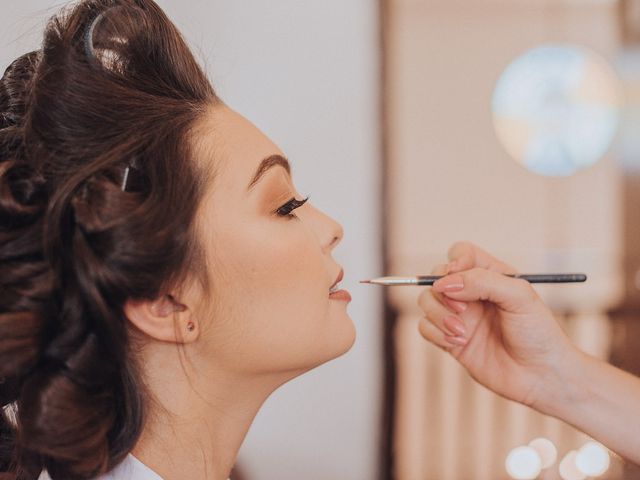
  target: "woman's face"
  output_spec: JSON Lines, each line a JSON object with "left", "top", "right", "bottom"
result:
{"left": 189, "top": 105, "right": 355, "bottom": 378}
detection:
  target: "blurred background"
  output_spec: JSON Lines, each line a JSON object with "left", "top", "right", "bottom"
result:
{"left": 384, "top": 0, "right": 639, "bottom": 479}
{"left": 2, "top": 0, "right": 640, "bottom": 479}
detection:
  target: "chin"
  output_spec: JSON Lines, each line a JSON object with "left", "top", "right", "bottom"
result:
{"left": 315, "top": 312, "right": 357, "bottom": 366}
{"left": 259, "top": 312, "right": 357, "bottom": 379}
{"left": 336, "top": 314, "right": 357, "bottom": 355}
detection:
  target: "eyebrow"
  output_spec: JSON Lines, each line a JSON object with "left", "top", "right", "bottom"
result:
{"left": 247, "top": 154, "right": 291, "bottom": 190}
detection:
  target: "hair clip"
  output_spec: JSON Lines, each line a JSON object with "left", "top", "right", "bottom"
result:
{"left": 84, "top": 11, "right": 106, "bottom": 62}
{"left": 121, "top": 158, "right": 139, "bottom": 192}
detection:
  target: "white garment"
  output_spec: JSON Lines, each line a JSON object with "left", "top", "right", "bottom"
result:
{"left": 38, "top": 453, "right": 163, "bottom": 480}
{"left": 37, "top": 454, "right": 232, "bottom": 480}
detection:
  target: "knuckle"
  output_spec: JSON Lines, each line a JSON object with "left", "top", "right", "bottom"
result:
{"left": 523, "top": 281, "right": 539, "bottom": 301}
{"left": 431, "top": 263, "right": 448, "bottom": 275}
{"left": 450, "top": 239, "right": 467, "bottom": 250}
{"left": 448, "top": 240, "right": 472, "bottom": 256}
{"left": 418, "top": 318, "right": 440, "bottom": 343}
{"left": 424, "top": 312, "right": 438, "bottom": 326}
{"left": 417, "top": 316, "right": 429, "bottom": 337}
{"left": 512, "top": 277, "right": 537, "bottom": 301}
{"left": 502, "top": 261, "right": 519, "bottom": 275}
{"left": 417, "top": 289, "right": 433, "bottom": 310}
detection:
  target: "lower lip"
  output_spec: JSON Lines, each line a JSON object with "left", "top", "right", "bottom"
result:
{"left": 329, "top": 289, "right": 352, "bottom": 302}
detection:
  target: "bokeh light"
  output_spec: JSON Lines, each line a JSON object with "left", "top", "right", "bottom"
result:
{"left": 492, "top": 44, "right": 623, "bottom": 177}
{"left": 575, "top": 441, "right": 610, "bottom": 477}
{"left": 528, "top": 437, "right": 558, "bottom": 469}
{"left": 505, "top": 445, "right": 542, "bottom": 480}
{"left": 559, "top": 450, "right": 587, "bottom": 480}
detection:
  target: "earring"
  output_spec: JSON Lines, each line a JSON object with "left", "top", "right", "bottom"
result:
{"left": 187, "top": 321, "right": 195, "bottom": 332}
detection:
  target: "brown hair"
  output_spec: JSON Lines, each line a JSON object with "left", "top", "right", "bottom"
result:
{"left": 0, "top": 1, "right": 217, "bottom": 478}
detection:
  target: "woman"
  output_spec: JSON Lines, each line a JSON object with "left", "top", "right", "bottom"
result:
{"left": 418, "top": 241, "right": 640, "bottom": 464}
{"left": 0, "top": 1, "right": 354, "bottom": 479}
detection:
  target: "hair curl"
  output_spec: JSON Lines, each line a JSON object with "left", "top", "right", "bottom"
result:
{"left": 0, "top": 1, "right": 217, "bottom": 478}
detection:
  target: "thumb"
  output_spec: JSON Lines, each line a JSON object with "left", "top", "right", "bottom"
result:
{"left": 432, "top": 268, "right": 539, "bottom": 315}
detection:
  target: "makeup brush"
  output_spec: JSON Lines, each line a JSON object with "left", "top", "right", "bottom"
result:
{"left": 359, "top": 273, "right": 587, "bottom": 286}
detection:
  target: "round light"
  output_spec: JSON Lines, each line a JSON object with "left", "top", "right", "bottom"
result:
{"left": 505, "top": 446, "right": 542, "bottom": 480}
{"left": 559, "top": 450, "right": 587, "bottom": 480}
{"left": 575, "top": 441, "right": 610, "bottom": 477}
{"left": 528, "top": 437, "right": 558, "bottom": 469}
{"left": 492, "top": 44, "right": 623, "bottom": 177}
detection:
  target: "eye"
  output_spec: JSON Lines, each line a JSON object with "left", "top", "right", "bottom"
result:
{"left": 275, "top": 196, "right": 309, "bottom": 218}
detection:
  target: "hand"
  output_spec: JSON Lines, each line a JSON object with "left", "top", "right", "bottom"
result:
{"left": 417, "top": 241, "right": 579, "bottom": 409}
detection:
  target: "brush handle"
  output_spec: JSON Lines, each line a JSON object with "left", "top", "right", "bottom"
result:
{"left": 414, "top": 273, "right": 587, "bottom": 286}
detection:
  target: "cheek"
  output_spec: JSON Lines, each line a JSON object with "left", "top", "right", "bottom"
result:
{"left": 231, "top": 218, "right": 322, "bottom": 282}
{"left": 208, "top": 219, "right": 329, "bottom": 341}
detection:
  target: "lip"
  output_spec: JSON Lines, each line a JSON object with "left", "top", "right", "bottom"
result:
{"left": 330, "top": 268, "right": 344, "bottom": 290}
{"left": 329, "top": 268, "right": 350, "bottom": 302}
{"left": 329, "top": 289, "right": 352, "bottom": 302}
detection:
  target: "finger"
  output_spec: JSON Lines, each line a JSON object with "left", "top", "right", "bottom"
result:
{"left": 442, "top": 295, "right": 468, "bottom": 314}
{"left": 429, "top": 263, "right": 468, "bottom": 314}
{"left": 417, "top": 288, "right": 468, "bottom": 337}
{"left": 432, "top": 267, "right": 539, "bottom": 314}
{"left": 446, "top": 241, "right": 518, "bottom": 275}
{"left": 417, "top": 317, "right": 460, "bottom": 352}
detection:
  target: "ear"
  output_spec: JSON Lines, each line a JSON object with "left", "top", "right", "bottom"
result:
{"left": 123, "top": 294, "right": 198, "bottom": 343}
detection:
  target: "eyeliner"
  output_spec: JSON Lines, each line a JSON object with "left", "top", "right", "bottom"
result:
{"left": 359, "top": 273, "right": 587, "bottom": 286}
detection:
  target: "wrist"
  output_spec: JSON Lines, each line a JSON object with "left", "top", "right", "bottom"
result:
{"left": 530, "top": 345, "right": 594, "bottom": 418}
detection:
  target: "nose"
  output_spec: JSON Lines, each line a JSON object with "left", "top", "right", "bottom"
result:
{"left": 304, "top": 204, "right": 344, "bottom": 253}
{"left": 326, "top": 221, "right": 344, "bottom": 253}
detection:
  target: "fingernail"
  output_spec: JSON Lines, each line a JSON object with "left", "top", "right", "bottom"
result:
{"left": 433, "top": 274, "right": 464, "bottom": 292}
{"left": 445, "top": 335, "right": 468, "bottom": 347}
{"left": 443, "top": 315, "right": 466, "bottom": 337}
{"left": 444, "top": 298, "right": 468, "bottom": 313}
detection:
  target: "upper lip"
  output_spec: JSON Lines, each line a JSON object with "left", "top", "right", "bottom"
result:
{"left": 330, "top": 268, "right": 344, "bottom": 290}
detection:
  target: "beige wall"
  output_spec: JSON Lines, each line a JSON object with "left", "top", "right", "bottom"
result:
{"left": 387, "top": 0, "right": 623, "bottom": 311}
{"left": 387, "top": 1, "right": 625, "bottom": 479}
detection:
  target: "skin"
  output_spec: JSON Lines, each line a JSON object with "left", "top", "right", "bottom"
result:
{"left": 417, "top": 241, "right": 640, "bottom": 464}
{"left": 123, "top": 104, "right": 356, "bottom": 480}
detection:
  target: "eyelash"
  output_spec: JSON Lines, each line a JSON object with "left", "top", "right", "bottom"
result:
{"left": 275, "top": 196, "right": 309, "bottom": 218}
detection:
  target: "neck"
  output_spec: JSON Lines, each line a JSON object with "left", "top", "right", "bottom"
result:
{"left": 131, "top": 343, "right": 292, "bottom": 480}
